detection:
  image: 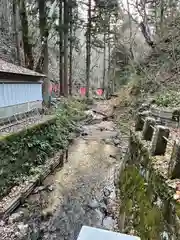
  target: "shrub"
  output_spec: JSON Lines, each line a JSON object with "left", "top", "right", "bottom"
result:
{"left": 154, "top": 91, "right": 180, "bottom": 107}
{"left": 0, "top": 99, "right": 86, "bottom": 198}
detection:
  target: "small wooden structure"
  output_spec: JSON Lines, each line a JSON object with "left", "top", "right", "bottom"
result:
{"left": 0, "top": 59, "right": 45, "bottom": 122}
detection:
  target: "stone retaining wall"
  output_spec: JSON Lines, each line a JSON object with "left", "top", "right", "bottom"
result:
{"left": 139, "top": 104, "right": 180, "bottom": 128}
{"left": 0, "top": 117, "right": 59, "bottom": 198}
{"left": 118, "top": 111, "right": 180, "bottom": 239}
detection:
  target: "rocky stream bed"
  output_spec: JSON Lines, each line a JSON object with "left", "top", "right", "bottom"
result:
{"left": 0, "top": 101, "right": 128, "bottom": 240}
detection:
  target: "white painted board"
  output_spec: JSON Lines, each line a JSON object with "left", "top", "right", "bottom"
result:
{"left": 0, "top": 83, "right": 42, "bottom": 107}
{"left": 77, "top": 226, "right": 141, "bottom": 240}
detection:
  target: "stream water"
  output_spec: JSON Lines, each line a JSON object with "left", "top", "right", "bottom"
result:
{"left": 2, "top": 105, "right": 126, "bottom": 240}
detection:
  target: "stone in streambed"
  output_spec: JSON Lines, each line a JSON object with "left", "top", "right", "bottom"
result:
{"left": 8, "top": 211, "right": 24, "bottom": 224}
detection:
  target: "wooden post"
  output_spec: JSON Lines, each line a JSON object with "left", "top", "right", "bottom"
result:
{"left": 151, "top": 125, "right": 170, "bottom": 156}
{"left": 65, "top": 149, "right": 68, "bottom": 162}
{"left": 142, "top": 117, "right": 156, "bottom": 141}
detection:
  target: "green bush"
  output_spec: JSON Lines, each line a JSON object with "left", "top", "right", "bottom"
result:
{"left": 0, "top": 99, "right": 86, "bottom": 198}
{"left": 154, "top": 91, "right": 180, "bottom": 107}
{"left": 0, "top": 118, "right": 57, "bottom": 197}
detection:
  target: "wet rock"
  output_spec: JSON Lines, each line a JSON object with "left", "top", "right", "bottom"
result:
{"left": 84, "top": 110, "right": 93, "bottom": 116}
{"left": 102, "top": 138, "right": 112, "bottom": 145}
{"left": 30, "top": 228, "right": 42, "bottom": 240}
{"left": 75, "top": 126, "right": 83, "bottom": 134}
{"left": 99, "top": 127, "right": 106, "bottom": 131}
{"left": 103, "top": 187, "right": 111, "bottom": 197}
{"left": 138, "top": 103, "right": 150, "bottom": 113}
{"left": 95, "top": 209, "right": 104, "bottom": 222}
{"left": 99, "top": 202, "right": 108, "bottom": 216}
{"left": 47, "top": 185, "right": 54, "bottom": 191}
{"left": 107, "top": 199, "right": 117, "bottom": 215}
{"left": 121, "top": 147, "right": 128, "bottom": 153}
{"left": 102, "top": 216, "right": 114, "bottom": 230}
{"left": 0, "top": 220, "right": 5, "bottom": 226}
{"left": 43, "top": 232, "right": 51, "bottom": 240}
{"left": 102, "top": 196, "right": 108, "bottom": 205}
{"left": 40, "top": 224, "right": 48, "bottom": 234}
{"left": 17, "top": 222, "right": 29, "bottom": 236}
{"left": 81, "top": 126, "right": 90, "bottom": 136}
{"left": 94, "top": 210, "right": 104, "bottom": 227}
{"left": 109, "top": 154, "right": 117, "bottom": 159}
{"left": 109, "top": 188, "right": 116, "bottom": 200}
{"left": 15, "top": 231, "right": 23, "bottom": 239}
{"left": 113, "top": 138, "right": 121, "bottom": 146}
{"left": 86, "top": 197, "right": 99, "bottom": 209}
{"left": 33, "top": 185, "right": 47, "bottom": 194}
{"left": 81, "top": 131, "right": 88, "bottom": 136}
{"left": 89, "top": 119, "right": 102, "bottom": 125}
{"left": 8, "top": 211, "right": 24, "bottom": 224}
{"left": 41, "top": 209, "right": 53, "bottom": 221}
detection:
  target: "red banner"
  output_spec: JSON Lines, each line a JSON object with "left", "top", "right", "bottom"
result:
{"left": 49, "top": 83, "right": 53, "bottom": 94}
{"left": 49, "top": 84, "right": 103, "bottom": 96}
{"left": 80, "top": 87, "right": 86, "bottom": 96}
{"left": 96, "top": 88, "right": 103, "bottom": 96}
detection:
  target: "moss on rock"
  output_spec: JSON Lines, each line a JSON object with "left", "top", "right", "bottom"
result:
{"left": 119, "top": 130, "right": 180, "bottom": 239}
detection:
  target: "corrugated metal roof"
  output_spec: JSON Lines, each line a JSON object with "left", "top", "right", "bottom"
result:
{"left": 0, "top": 59, "right": 46, "bottom": 77}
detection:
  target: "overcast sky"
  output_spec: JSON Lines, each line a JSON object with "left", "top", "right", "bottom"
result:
{"left": 78, "top": 0, "right": 139, "bottom": 23}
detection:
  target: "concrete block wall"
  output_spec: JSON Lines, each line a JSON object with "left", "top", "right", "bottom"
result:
{"left": 0, "top": 101, "right": 42, "bottom": 124}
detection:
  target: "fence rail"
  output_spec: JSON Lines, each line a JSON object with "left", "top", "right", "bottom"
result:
{"left": 0, "top": 108, "right": 43, "bottom": 135}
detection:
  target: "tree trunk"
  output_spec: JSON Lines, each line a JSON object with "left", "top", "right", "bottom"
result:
{"left": 69, "top": 0, "right": 73, "bottom": 95}
{"left": 63, "top": 0, "right": 69, "bottom": 97}
{"left": 126, "top": 0, "right": 133, "bottom": 59}
{"left": 19, "top": 0, "right": 34, "bottom": 69}
{"left": 12, "top": 0, "right": 21, "bottom": 65}
{"left": 37, "top": 0, "right": 50, "bottom": 105}
{"left": 139, "top": 22, "right": 154, "bottom": 48}
{"left": 102, "top": 32, "right": 106, "bottom": 91}
{"left": 59, "top": 0, "right": 64, "bottom": 96}
{"left": 160, "top": 0, "right": 164, "bottom": 36}
{"left": 107, "top": 17, "right": 112, "bottom": 94}
{"left": 86, "top": 0, "right": 92, "bottom": 99}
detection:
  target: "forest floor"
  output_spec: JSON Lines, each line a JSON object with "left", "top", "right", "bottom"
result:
{"left": 0, "top": 98, "right": 129, "bottom": 240}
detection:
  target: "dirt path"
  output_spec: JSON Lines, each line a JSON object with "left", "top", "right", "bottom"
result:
{"left": 0, "top": 100, "right": 128, "bottom": 240}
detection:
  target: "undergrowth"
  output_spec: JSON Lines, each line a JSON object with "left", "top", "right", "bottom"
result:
{"left": 154, "top": 91, "right": 180, "bottom": 108}
{"left": 113, "top": 14, "right": 180, "bottom": 107}
{"left": 0, "top": 99, "right": 86, "bottom": 198}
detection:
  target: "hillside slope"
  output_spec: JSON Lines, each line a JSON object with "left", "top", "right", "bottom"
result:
{"left": 114, "top": 13, "right": 180, "bottom": 108}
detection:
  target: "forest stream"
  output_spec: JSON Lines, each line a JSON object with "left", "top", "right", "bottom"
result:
{"left": 1, "top": 101, "right": 128, "bottom": 240}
